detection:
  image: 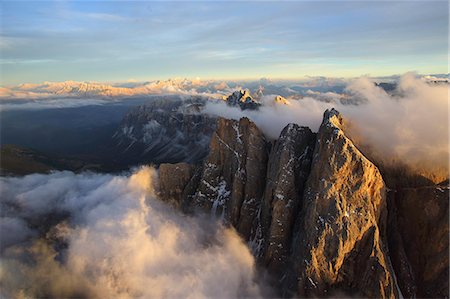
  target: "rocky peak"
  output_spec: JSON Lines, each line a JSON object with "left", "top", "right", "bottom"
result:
{"left": 286, "top": 108, "right": 398, "bottom": 298}
{"left": 255, "top": 85, "right": 265, "bottom": 98}
{"left": 113, "top": 97, "right": 217, "bottom": 165}
{"left": 257, "top": 123, "right": 315, "bottom": 278}
{"left": 274, "top": 95, "right": 290, "bottom": 105}
{"left": 157, "top": 108, "right": 448, "bottom": 298}
{"left": 322, "top": 107, "right": 342, "bottom": 127}
{"left": 224, "top": 90, "right": 261, "bottom": 110}
{"left": 188, "top": 117, "right": 269, "bottom": 240}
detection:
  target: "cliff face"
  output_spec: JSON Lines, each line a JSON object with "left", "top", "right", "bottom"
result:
{"left": 224, "top": 90, "right": 261, "bottom": 110}
{"left": 114, "top": 97, "right": 217, "bottom": 165}
{"left": 388, "top": 186, "right": 449, "bottom": 298}
{"left": 158, "top": 163, "right": 195, "bottom": 207}
{"left": 188, "top": 117, "right": 269, "bottom": 241}
{"left": 158, "top": 109, "right": 449, "bottom": 298}
{"left": 287, "top": 109, "right": 397, "bottom": 298}
{"left": 257, "top": 124, "right": 315, "bottom": 278}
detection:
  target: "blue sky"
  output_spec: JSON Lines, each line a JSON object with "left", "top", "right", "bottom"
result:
{"left": 1, "top": 1, "right": 448, "bottom": 84}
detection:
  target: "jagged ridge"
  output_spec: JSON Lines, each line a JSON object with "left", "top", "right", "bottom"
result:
{"left": 158, "top": 109, "right": 449, "bottom": 298}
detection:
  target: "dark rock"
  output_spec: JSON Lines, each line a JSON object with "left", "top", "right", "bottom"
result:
{"left": 191, "top": 117, "right": 269, "bottom": 241}
{"left": 255, "top": 124, "right": 315, "bottom": 279}
{"left": 158, "top": 163, "right": 195, "bottom": 206}
{"left": 113, "top": 96, "right": 217, "bottom": 165}
{"left": 388, "top": 186, "right": 449, "bottom": 298}
{"left": 224, "top": 90, "right": 261, "bottom": 110}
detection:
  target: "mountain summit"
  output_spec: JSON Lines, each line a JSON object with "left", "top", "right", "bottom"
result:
{"left": 158, "top": 109, "right": 449, "bottom": 298}
{"left": 223, "top": 90, "right": 261, "bottom": 110}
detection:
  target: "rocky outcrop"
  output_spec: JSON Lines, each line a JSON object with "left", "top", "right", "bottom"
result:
{"left": 158, "top": 163, "right": 195, "bottom": 206}
{"left": 158, "top": 108, "right": 448, "bottom": 299}
{"left": 256, "top": 124, "right": 315, "bottom": 278}
{"left": 224, "top": 90, "right": 261, "bottom": 110}
{"left": 287, "top": 109, "right": 398, "bottom": 298}
{"left": 189, "top": 117, "right": 269, "bottom": 241}
{"left": 113, "top": 97, "right": 217, "bottom": 165}
{"left": 388, "top": 186, "right": 449, "bottom": 298}
{"left": 273, "top": 95, "right": 290, "bottom": 105}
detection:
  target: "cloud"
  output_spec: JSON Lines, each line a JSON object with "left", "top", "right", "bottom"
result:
{"left": 0, "top": 98, "right": 111, "bottom": 111}
{"left": 203, "top": 73, "right": 449, "bottom": 179}
{"left": 0, "top": 79, "right": 228, "bottom": 102}
{"left": 343, "top": 73, "right": 449, "bottom": 178}
{"left": 0, "top": 73, "right": 447, "bottom": 179}
{"left": 304, "top": 89, "right": 345, "bottom": 103}
{"left": 0, "top": 167, "right": 264, "bottom": 298}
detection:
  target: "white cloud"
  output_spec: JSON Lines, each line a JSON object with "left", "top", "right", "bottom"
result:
{"left": 0, "top": 79, "right": 226, "bottom": 101}
{"left": 0, "top": 73, "right": 447, "bottom": 179}
{"left": 0, "top": 167, "right": 264, "bottom": 298}
{"left": 203, "top": 73, "right": 449, "bottom": 179}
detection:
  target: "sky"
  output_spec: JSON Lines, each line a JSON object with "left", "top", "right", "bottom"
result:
{"left": 0, "top": 1, "right": 448, "bottom": 85}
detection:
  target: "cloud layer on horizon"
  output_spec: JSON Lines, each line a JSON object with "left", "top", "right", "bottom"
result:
{"left": 1, "top": 73, "right": 448, "bottom": 178}
{"left": 203, "top": 73, "right": 449, "bottom": 179}
{"left": 1, "top": 73, "right": 447, "bottom": 101}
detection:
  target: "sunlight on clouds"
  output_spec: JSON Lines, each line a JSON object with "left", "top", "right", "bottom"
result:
{"left": 0, "top": 167, "right": 264, "bottom": 298}
{"left": 204, "top": 73, "right": 449, "bottom": 180}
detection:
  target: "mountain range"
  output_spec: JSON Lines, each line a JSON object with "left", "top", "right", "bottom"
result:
{"left": 0, "top": 83, "right": 448, "bottom": 298}
{"left": 157, "top": 109, "right": 449, "bottom": 298}
{"left": 2, "top": 74, "right": 447, "bottom": 100}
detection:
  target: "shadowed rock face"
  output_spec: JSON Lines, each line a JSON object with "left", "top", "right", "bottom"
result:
{"left": 388, "top": 186, "right": 449, "bottom": 298}
{"left": 114, "top": 97, "right": 217, "bottom": 165}
{"left": 256, "top": 124, "right": 315, "bottom": 278}
{"left": 224, "top": 90, "right": 261, "bottom": 110}
{"left": 158, "top": 163, "right": 195, "bottom": 206}
{"left": 189, "top": 117, "right": 269, "bottom": 241}
{"left": 286, "top": 109, "right": 397, "bottom": 298}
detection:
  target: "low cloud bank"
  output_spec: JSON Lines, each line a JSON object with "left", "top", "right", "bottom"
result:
{"left": 0, "top": 98, "right": 111, "bottom": 111}
{"left": 1, "top": 73, "right": 447, "bottom": 176}
{"left": 0, "top": 167, "right": 263, "bottom": 298}
{"left": 0, "top": 79, "right": 228, "bottom": 101}
{"left": 204, "top": 73, "right": 449, "bottom": 178}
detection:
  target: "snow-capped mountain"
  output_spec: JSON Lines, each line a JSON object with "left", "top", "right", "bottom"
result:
{"left": 222, "top": 90, "right": 261, "bottom": 110}
{"left": 4, "top": 74, "right": 445, "bottom": 100}
{"left": 113, "top": 96, "right": 217, "bottom": 165}
{"left": 112, "top": 90, "right": 295, "bottom": 165}
{"left": 0, "top": 79, "right": 230, "bottom": 99}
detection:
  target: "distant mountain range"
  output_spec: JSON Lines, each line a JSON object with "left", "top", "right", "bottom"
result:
{"left": 0, "top": 145, "right": 102, "bottom": 175}
{"left": 2, "top": 74, "right": 447, "bottom": 100}
{"left": 0, "top": 91, "right": 287, "bottom": 173}
{"left": 112, "top": 92, "right": 295, "bottom": 165}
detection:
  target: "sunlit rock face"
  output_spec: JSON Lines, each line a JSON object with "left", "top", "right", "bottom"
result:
{"left": 223, "top": 90, "right": 261, "bottom": 110}
{"left": 158, "top": 109, "right": 449, "bottom": 299}
{"left": 388, "top": 186, "right": 449, "bottom": 298}
{"left": 273, "top": 95, "right": 290, "bottom": 105}
{"left": 286, "top": 109, "right": 397, "bottom": 298}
